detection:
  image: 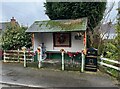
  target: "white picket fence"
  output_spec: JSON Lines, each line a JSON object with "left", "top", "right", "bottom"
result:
{"left": 3, "top": 50, "right": 34, "bottom": 63}
{"left": 99, "top": 57, "right": 120, "bottom": 71}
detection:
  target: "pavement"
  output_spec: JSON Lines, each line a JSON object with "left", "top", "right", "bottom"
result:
{"left": 0, "top": 61, "right": 120, "bottom": 89}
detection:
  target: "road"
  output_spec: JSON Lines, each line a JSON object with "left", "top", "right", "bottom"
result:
{"left": 0, "top": 62, "right": 120, "bottom": 89}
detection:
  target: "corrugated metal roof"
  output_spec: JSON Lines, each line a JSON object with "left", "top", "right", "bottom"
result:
{"left": 26, "top": 18, "right": 87, "bottom": 33}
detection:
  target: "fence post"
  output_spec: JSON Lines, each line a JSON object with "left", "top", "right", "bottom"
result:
{"left": 22, "top": 47, "right": 26, "bottom": 67}
{"left": 60, "top": 49, "right": 65, "bottom": 71}
{"left": 18, "top": 49, "right": 20, "bottom": 62}
{"left": 37, "top": 46, "right": 42, "bottom": 68}
{"left": 81, "top": 52, "right": 85, "bottom": 72}
{"left": 3, "top": 50, "right": 6, "bottom": 62}
{"left": 24, "top": 51, "right": 26, "bottom": 67}
{"left": 38, "top": 52, "right": 41, "bottom": 68}
{"left": 62, "top": 52, "right": 64, "bottom": 71}
{"left": 100, "top": 57, "right": 103, "bottom": 65}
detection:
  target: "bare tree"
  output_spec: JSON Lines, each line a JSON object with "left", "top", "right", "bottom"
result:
{"left": 88, "top": 2, "right": 117, "bottom": 55}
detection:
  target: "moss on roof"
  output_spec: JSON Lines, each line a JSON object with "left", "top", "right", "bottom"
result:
{"left": 26, "top": 18, "right": 87, "bottom": 33}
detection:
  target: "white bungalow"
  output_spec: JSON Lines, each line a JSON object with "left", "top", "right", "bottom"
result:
{"left": 26, "top": 18, "right": 87, "bottom": 60}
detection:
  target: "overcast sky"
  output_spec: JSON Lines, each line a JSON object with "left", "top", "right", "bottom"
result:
{"left": 0, "top": 0, "right": 120, "bottom": 27}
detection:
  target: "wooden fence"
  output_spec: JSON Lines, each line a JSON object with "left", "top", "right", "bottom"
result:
{"left": 99, "top": 57, "right": 120, "bottom": 78}
{"left": 3, "top": 50, "right": 34, "bottom": 63}
{"left": 3, "top": 50, "right": 85, "bottom": 71}
{"left": 99, "top": 57, "right": 120, "bottom": 71}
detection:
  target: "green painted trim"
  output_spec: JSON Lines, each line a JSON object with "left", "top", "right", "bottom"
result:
{"left": 46, "top": 52, "right": 82, "bottom": 61}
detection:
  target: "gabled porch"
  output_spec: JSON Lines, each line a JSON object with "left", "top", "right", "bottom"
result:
{"left": 26, "top": 18, "right": 87, "bottom": 70}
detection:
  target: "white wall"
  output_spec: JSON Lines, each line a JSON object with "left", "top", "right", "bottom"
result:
{"left": 34, "top": 33, "right": 42, "bottom": 51}
{"left": 42, "top": 33, "right": 53, "bottom": 51}
{"left": 34, "top": 32, "right": 84, "bottom": 52}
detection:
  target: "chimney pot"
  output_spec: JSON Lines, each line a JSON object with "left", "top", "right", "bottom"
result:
{"left": 11, "top": 17, "right": 16, "bottom": 22}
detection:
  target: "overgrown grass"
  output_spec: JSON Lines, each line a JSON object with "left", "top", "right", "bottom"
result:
{"left": 99, "top": 65, "right": 119, "bottom": 80}
{"left": 106, "top": 67, "right": 119, "bottom": 78}
{"left": 26, "top": 62, "right": 81, "bottom": 71}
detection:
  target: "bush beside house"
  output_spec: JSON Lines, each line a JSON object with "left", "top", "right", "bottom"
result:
{"left": 1, "top": 17, "right": 32, "bottom": 59}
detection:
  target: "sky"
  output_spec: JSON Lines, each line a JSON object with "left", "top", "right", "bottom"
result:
{"left": 1, "top": 0, "right": 49, "bottom": 26}
{"left": 0, "top": 0, "right": 120, "bottom": 27}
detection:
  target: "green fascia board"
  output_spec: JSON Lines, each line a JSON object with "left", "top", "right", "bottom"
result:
{"left": 26, "top": 17, "right": 87, "bottom": 33}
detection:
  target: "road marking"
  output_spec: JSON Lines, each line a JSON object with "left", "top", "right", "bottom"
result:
{"left": 0, "top": 81, "right": 44, "bottom": 88}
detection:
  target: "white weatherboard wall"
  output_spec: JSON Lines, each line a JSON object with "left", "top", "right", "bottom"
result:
{"left": 34, "top": 32, "right": 84, "bottom": 52}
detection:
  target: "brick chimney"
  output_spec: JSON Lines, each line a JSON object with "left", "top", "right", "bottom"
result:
{"left": 11, "top": 17, "right": 16, "bottom": 22}
{"left": 10, "top": 17, "right": 16, "bottom": 27}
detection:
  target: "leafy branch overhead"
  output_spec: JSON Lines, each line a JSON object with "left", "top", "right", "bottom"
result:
{"left": 44, "top": 2, "right": 106, "bottom": 31}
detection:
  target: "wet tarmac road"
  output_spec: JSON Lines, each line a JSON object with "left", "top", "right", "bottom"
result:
{"left": 0, "top": 62, "right": 120, "bottom": 89}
